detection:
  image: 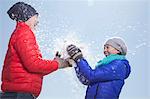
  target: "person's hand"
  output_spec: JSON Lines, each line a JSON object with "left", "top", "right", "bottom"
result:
{"left": 54, "top": 51, "right": 72, "bottom": 69}
{"left": 66, "top": 44, "right": 83, "bottom": 62}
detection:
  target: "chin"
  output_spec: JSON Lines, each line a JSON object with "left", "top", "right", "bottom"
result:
{"left": 104, "top": 54, "right": 108, "bottom": 57}
{"left": 105, "top": 53, "right": 111, "bottom": 57}
{"left": 31, "top": 28, "right": 36, "bottom": 32}
{"left": 104, "top": 52, "right": 108, "bottom": 57}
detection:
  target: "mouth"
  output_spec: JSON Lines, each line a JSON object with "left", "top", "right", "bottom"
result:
{"left": 34, "top": 21, "right": 39, "bottom": 27}
{"left": 34, "top": 23, "right": 37, "bottom": 27}
{"left": 104, "top": 51, "right": 109, "bottom": 56}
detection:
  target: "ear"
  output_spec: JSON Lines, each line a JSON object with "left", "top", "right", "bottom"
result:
{"left": 115, "top": 49, "right": 121, "bottom": 54}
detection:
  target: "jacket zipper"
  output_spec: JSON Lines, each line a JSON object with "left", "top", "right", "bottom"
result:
{"left": 94, "top": 83, "right": 99, "bottom": 99}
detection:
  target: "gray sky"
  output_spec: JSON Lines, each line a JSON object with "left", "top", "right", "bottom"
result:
{"left": 0, "top": 0, "right": 149, "bottom": 99}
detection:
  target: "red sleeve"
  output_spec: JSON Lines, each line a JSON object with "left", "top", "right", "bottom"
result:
{"left": 14, "top": 29, "right": 58, "bottom": 75}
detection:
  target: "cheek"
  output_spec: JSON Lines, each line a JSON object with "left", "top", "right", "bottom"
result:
{"left": 109, "top": 49, "right": 118, "bottom": 54}
{"left": 107, "top": 49, "right": 114, "bottom": 53}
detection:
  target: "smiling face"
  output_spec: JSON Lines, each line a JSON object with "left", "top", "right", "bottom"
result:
{"left": 104, "top": 44, "right": 120, "bottom": 57}
{"left": 25, "top": 14, "right": 39, "bottom": 31}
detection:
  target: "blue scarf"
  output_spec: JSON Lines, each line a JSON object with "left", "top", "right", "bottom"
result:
{"left": 96, "top": 54, "right": 126, "bottom": 68}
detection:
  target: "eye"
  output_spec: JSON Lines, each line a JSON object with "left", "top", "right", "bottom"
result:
{"left": 106, "top": 46, "right": 109, "bottom": 49}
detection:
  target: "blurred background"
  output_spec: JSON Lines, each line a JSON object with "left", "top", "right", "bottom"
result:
{"left": 0, "top": 0, "right": 149, "bottom": 99}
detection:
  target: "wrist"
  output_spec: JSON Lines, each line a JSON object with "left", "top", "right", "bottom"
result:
{"left": 72, "top": 52, "right": 83, "bottom": 62}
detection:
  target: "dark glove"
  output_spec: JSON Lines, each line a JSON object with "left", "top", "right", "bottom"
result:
{"left": 66, "top": 44, "right": 83, "bottom": 62}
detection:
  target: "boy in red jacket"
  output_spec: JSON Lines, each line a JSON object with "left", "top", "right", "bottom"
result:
{"left": 1, "top": 2, "right": 70, "bottom": 99}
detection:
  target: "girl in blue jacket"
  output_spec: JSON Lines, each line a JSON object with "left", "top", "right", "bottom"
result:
{"left": 66, "top": 37, "right": 131, "bottom": 99}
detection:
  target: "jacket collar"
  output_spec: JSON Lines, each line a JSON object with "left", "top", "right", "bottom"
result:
{"left": 16, "top": 21, "right": 30, "bottom": 30}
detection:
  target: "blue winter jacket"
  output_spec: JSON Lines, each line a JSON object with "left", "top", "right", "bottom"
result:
{"left": 75, "top": 58, "right": 131, "bottom": 99}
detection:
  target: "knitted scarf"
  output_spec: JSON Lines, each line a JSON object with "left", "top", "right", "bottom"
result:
{"left": 96, "top": 54, "right": 126, "bottom": 68}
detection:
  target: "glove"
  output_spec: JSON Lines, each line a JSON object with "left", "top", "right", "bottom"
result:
{"left": 54, "top": 51, "right": 72, "bottom": 69}
{"left": 66, "top": 44, "right": 83, "bottom": 62}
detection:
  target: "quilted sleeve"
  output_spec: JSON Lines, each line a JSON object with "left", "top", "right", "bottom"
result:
{"left": 74, "top": 66, "right": 90, "bottom": 85}
{"left": 76, "top": 58, "right": 127, "bottom": 83}
{"left": 14, "top": 30, "right": 58, "bottom": 75}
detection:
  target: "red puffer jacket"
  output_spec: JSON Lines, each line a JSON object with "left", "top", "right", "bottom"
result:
{"left": 1, "top": 22, "right": 58, "bottom": 97}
